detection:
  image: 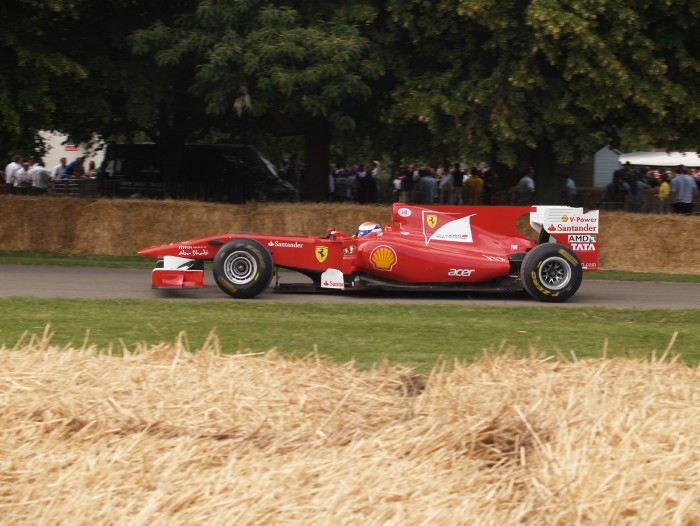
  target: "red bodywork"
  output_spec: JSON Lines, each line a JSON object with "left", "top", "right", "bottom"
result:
{"left": 137, "top": 204, "right": 599, "bottom": 293}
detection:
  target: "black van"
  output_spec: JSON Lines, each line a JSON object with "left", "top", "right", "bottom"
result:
{"left": 97, "top": 143, "right": 298, "bottom": 202}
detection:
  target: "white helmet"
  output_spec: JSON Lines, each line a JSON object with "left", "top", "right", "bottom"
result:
{"left": 356, "top": 222, "right": 382, "bottom": 238}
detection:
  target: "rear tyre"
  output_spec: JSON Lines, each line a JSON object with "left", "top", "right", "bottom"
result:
{"left": 520, "top": 243, "right": 583, "bottom": 302}
{"left": 213, "top": 238, "right": 274, "bottom": 299}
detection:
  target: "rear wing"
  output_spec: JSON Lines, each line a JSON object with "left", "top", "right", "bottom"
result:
{"left": 530, "top": 206, "right": 599, "bottom": 271}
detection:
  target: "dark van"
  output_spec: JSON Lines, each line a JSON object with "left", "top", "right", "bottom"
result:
{"left": 97, "top": 143, "right": 298, "bottom": 202}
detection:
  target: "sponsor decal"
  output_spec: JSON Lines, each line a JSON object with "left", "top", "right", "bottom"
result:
{"left": 531, "top": 270, "right": 551, "bottom": 295}
{"left": 511, "top": 244, "right": 518, "bottom": 250}
{"left": 548, "top": 223, "right": 598, "bottom": 233}
{"left": 422, "top": 210, "right": 475, "bottom": 245}
{"left": 545, "top": 210, "right": 599, "bottom": 234}
{"left": 343, "top": 245, "right": 355, "bottom": 255}
{"left": 267, "top": 240, "right": 304, "bottom": 248}
{"left": 216, "top": 275, "right": 237, "bottom": 294}
{"left": 398, "top": 207, "right": 412, "bottom": 217}
{"left": 321, "top": 268, "right": 344, "bottom": 289}
{"left": 558, "top": 249, "right": 580, "bottom": 266}
{"left": 448, "top": 268, "right": 475, "bottom": 277}
{"left": 568, "top": 235, "right": 597, "bottom": 243}
{"left": 570, "top": 243, "right": 595, "bottom": 251}
{"left": 315, "top": 246, "right": 329, "bottom": 263}
{"left": 370, "top": 245, "right": 398, "bottom": 271}
{"left": 178, "top": 249, "right": 209, "bottom": 256}
{"left": 400, "top": 231, "right": 410, "bottom": 236}
{"left": 483, "top": 255, "right": 507, "bottom": 262}
{"left": 582, "top": 262, "right": 598, "bottom": 269}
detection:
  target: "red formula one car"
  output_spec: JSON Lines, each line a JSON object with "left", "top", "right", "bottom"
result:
{"left": 137, "top": 204, "right": 599, "bottom": 302}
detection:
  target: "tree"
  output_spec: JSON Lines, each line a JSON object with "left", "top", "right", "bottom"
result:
{"left": 0, "top": 0, "right": 85, "bottom": 157}
{"left": 130, "top": 0, "right": 383, "bottom": 200}
{"left": 384, "top": 0, "right": 700, "bottom": 200}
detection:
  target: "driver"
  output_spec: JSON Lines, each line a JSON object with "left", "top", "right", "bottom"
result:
{"left": 355, "top": 222, "right": 382, "bottom": 238}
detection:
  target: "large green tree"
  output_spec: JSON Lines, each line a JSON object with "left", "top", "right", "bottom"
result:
{"left": 0, "top": 0, "right": 85, "bottom": 157}
{"left": 384, "top": 0, "right": 700, "bottom": 199}
{"left": 130, "top": 0, "right": 383, "bottom": 199}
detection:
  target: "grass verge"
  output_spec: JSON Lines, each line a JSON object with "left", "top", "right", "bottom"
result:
{"left": 0, "top": 298, "right": 697, "bottom": 370}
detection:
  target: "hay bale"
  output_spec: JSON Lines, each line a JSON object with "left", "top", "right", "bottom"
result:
{"left": 1, "top": 336, "right": 698, "bottom": 523}
{"left": 1, "top": 196, "right": 699, "bottom": 273}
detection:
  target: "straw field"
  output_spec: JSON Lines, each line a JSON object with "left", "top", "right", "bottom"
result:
{"left": 1, "top": 333, "right": 698, "bottom": 524}
{"left": 2, "top": 195, "right": 699, "bottom": 274}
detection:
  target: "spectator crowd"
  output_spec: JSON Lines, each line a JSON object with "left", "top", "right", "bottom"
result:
{"left": 602, "top": 162, "right": 699, "bottom": 215}
{"left": 4, "top": 152, "right": 699, "bottom": 215}
{"left": 1, "top": 155, "right": 96, "bottom": 195}
{"left": 324, "top": 162, "right": 502, "bottom": 206}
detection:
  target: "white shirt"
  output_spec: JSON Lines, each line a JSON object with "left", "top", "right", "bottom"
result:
{"left": 30, "top": 164, "right": 51, "bottom": 188}
{"left": 4, "top": 161, "right": 21, "bottom": 185}
{"left": 51, "top": 163, "right": 66, "bottom": 181}
{"left": 14, "top": 167, "right": 30, "bottom": 186}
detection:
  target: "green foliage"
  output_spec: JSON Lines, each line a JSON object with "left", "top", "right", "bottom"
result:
{"left": 384, "top": 0, "right": 700, "bottom": 167}
{"left": 130, "top": 0, "right": 383, "bottom": 128}
{"left": 2, "top": 0, "right": 700, "bottom": 189}
{"left": 0, "top": 0, "right": 85, "bottom": 154}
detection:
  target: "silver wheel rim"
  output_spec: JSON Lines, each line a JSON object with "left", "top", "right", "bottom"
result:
{"left": 223, "top": 250, "right": 258, "bottom": 285}
{"left": 538, "top": 256, "right": 571, "bottom": 290}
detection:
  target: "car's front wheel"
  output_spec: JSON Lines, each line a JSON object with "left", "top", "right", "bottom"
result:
{"left": 213, "top": 238, "right": 273, "bottom": 298}
{"left": 520, "top": 243, "right": 583, "bottom": 302}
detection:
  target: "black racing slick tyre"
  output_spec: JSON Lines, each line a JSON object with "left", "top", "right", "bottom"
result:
{"left": 212, "top": 239, "right": 274, "bottom": 299}
{"left": 520, "top": 243, "right": 583, "bottom": 302}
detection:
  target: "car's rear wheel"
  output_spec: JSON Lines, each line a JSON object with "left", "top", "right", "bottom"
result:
{"left": 213, "top": 238, "right": 273, "bottom": 298}
{"left": 521, "top": 243, "right": 582, "bottom": 302}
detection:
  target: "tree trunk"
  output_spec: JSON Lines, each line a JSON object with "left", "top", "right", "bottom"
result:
{"left": 302, "top": 118, "right": 331, "bottom": 201}
{"left": 530, "top": 141, "right": 560, "bottom": 205}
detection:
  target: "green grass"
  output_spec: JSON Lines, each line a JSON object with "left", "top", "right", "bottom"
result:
{"left": 0, "top": 299, "right": 697, "bottom": 371}
{"left": 2, "top": 251, "right": 699, "bottom": 282}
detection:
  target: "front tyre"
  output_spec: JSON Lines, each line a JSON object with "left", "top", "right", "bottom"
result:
{"left": 520, "top": 244, "right": 583, "bottom": 302}
{"left": 213, "top": 238, "right": 274, "bottom": 298}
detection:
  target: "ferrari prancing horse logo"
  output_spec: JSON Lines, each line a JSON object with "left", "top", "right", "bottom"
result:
{"left": 426, "top": 215, "right": 438, "bottom": 229}
{"left": 315, "top": 246, "right": 328, "bottom": 263}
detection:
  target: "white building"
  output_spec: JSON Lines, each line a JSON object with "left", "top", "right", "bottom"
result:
{"left": 39, "top": 131, "right": 104, "bottom": 171}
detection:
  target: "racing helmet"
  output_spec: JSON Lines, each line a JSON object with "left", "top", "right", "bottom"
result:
{"left": 356, "top": 221, "right": 382, "bottom": 238}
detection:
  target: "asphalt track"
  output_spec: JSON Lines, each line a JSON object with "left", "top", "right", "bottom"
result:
{"left": 1, "top": 264, "right": 699, "bottom": 309}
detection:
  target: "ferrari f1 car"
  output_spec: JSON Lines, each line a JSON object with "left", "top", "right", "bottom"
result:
{"left": 137, "top": 204, "right": 599, "bottom": 302}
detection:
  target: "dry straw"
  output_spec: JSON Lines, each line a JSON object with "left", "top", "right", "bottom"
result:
{"left": 2, "top": 196, "right": 699, "bottom": 274}
{"left": 1, "top": 331, "right": 698, "bottom": 524}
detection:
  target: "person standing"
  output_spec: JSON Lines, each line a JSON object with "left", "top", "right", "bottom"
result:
{"left": 657, "top": 174, "right": 671, "bottom": 214}
{"left": 418, "top": 168, "right": 437, "bottom": 204}
{"left": 438, "top": 165, "right": 453, "bottom": 204}
{"left": 61, "top": 156, "right": 85, "bottom": 179}
{"left": 450, "top": 163, "right": 463, "bottom": 204}
{"left": 51, "top": 157, "right": 67, "bottom": 181}
{"left": 670, "top": 165, "right": 697, "bottom": 215}
{"left": 515, "top": 167, "right": 535, "bottom": 205}
{"left": 561, "top": 174, "right": 577, "bottom": 205}
{"left": 463, "top": 170, "right": 484, "bottom": 205}
{"left": 4, "top": 155, "right": 23, "bottom": 194}
{"left": 29, "top": 160, "right": 51, "bottom": 194}
{"left": 14, "top": 160, "right": 32, "bottom": 194}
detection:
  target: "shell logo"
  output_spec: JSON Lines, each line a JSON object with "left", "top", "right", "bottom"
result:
{"left": 562, "top": 215, "right": 569, "bottom": 222}
{"left": 370, "top": 245, "right": 398, "bottom": 271}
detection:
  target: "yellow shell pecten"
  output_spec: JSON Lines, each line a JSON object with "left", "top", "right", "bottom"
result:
{"left": 370, "top": 246, "right": 397, "bottom": 270}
